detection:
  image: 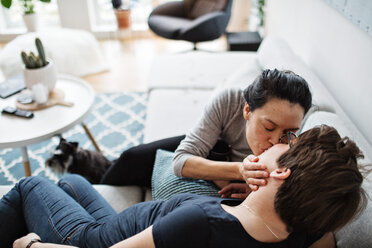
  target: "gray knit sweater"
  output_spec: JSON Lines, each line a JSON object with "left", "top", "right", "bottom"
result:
{"left": 172, "top": 88, "right": 253, "bottom": 177}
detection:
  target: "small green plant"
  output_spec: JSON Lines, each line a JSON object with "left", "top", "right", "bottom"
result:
{"left": 257, "top": 0, "right": 266, "bottom": 27}
{"left": 1, "top": 0, "right": 51, "bottom": 15}
{"left": 21, "top": 37, "right": 48, "bottom": 69}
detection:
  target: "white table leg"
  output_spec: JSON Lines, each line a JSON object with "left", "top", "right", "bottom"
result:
{"left": 81, "top": 122, "right": 102, "bottom": 153}
{"left": 20, "top": 146, "right": 32, "bottom": 177}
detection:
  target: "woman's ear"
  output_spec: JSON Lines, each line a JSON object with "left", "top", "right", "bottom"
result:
{"left": 243, "top": 103, "right": 250, "bottom": 120}
{"left": 270, "top": 168, "right": 291, "bottom": 180}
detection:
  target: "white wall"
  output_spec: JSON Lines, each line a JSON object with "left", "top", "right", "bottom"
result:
{"left": 265, "top": 0, "right": 372, "bottom": 145}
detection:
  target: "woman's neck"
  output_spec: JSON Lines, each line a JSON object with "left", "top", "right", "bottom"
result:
{"left": 222, "top": 190, "right": 290, "bottom": 243}
{"left": 244, "top": 192, "right": 289, "bottom": 239}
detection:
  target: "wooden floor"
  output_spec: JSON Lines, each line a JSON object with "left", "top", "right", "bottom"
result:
{"left": 82, "top": 35, "right": 228, "bottom": 93}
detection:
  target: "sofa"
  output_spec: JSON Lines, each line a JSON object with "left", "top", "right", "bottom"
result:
{"left": 1, "top": 0, "right": 372, "bottom": 247}
{"left": 123, "top": 0, "right": 372, "bottom": 245}
{"left": 142, "top": 35, "right": 372, "bottom": 247}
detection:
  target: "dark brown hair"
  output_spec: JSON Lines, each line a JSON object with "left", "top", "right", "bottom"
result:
{"left": 243, "top": 69, "right": 312, "bottom": 115}
{"left": 275, "top": 125, "right": 367, "bottom": 234}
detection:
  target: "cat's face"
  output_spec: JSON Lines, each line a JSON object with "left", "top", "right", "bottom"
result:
{"left": 46, "top": 138, "right": 78, "bottom": 173}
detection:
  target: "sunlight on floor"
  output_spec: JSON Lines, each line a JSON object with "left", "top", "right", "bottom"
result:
{"left": 82, "top": 35, "right": 228, "bottom": 93}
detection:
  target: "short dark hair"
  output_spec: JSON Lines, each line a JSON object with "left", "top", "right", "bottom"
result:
{"left": 275, "top": 125, "right": 367, "bottom": 234}
{"left": 244, "top": 69, "right": 312, "bottom": 115}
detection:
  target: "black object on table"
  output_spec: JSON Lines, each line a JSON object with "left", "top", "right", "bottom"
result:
{"left": 226, "top": 31, "right": 262, "bottom": 51}
{"left": 2, "top": 106, "right": 34, "bottom": 118}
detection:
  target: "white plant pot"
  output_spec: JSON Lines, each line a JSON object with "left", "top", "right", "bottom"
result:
{"left": 23, "top": 13, "right": 38, "bottom": 32}
{"left": 23, "top": 60, "right": 57, "bottom": 93}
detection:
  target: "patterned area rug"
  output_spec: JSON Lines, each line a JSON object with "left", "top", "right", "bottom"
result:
{"left": 0, "top": 92, "right": 147, "bottom": 185}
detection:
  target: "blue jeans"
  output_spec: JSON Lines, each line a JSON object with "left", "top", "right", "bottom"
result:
{"left": 0, "top": 175, "right": 139, "bottom": 248}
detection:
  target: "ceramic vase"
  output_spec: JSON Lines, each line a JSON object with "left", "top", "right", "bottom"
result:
{"left": 23, "top": 13, "right": 38, "bottom": 32}
{"left": 23, "top": 60, "right": 57, "bottom": 93}
{"left": 115, "top": 8, "right": 131, "bottom": 29}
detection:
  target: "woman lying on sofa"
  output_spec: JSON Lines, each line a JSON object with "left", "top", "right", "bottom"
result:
{"left": 101, "top": 69, "right": 313, "bottom": 195}
{"left": 3, "top": 125, "right": 367, "bottom": 248}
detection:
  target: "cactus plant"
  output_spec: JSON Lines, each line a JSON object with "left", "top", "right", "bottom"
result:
{"left": 21, "top": 37, "right": 49, "bottom": 69}
{"left": 35, "top": 37, "right": 46, "bottom": 65}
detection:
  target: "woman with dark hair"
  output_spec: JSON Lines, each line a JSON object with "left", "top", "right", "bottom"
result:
{"left": 101, "top": 69, "right": 313, "bottom": 194}
{"left": 2, "top": 125, "right": 367, "bottom": 248}
{"left": 174, "top": 69, "right": 311, "bottom": 190}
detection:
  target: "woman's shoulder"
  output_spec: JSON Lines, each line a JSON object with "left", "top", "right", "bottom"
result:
{"left": 211, "top": 88, "right": 245, "bottom": 111}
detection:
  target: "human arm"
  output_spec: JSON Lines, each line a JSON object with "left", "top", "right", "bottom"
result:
{"left": 181, "top": 146, "right": 270, "bottom": 190}
{"left": 13, "top": 233, "right": 78, "bottom": 248}
{"left": 110, "top": 226, "right": 155, "bottom": 248}
{"left": 218, "top": 183, "right": 251, "bottom": 198}
{"left": 182, "top": 156, "right": 242, "bottom": 181}
{"left": 173, "top": 89, "right": 247, "bottom": 184}
{"left": 173, "top": 89, "right": 269, "bottom": 188}
{"left": 309, "top": 233, "right": 336, "bottom": 248}
{"left": 14, "top": 228, "right": 156, "bottom": 248}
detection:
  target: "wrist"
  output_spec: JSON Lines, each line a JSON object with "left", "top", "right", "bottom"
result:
{"left": 236, "top": 162, "right": 244, "bottom": 180}
{"left": 26, "top": 238, "right": 42, "bottom": 248}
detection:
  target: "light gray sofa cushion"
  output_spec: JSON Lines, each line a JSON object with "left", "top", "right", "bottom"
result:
{"left": 0, "top": 186, "right": 13, "bottom": 199}
{"left": 147, "top": 51, "right": 255, "bottom": 90}
{"left": 144, "top": 89, "right": 213, "bottom": 143}
{"left": 257, "top": 35, "right": 298, "bottom": 71}
{"left": 301, "top": 111, "right": 371, "bottom": 164}
{"left": 336, "top": 173, "right": 372, "bottom": 248}
{"left": 94, "top": 185, "right": 143, "bottom": 213}
{"left": 219, "top": 57, "right": 262, "bottom": 91}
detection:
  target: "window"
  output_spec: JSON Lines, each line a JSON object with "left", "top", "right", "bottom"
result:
{"left": 91, "top": 0, "right": 178, "bottom": 31}
{"left": 90, "top": 0, "right": 117, "bottom": 30}
{"left": 0, "top": 0, "right": 59, "bottom": 34}
{"left": 0, "top": 0, "right": 178, "bottom": 38}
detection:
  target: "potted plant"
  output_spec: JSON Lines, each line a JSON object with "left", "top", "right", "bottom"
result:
{"left": 248, "top": 0, "right": 265, "bottom": 36}
{"left": 1, "top": 0, "right": 51, "bottom": 32}
{"left": 112, "top": 0, "right": 131, "bottom": 29}
{"left": 257, "top": 0, "right": 265, "bottom": 27}
{"left": 21, "top": 37, "right": 57, "bottom": 93}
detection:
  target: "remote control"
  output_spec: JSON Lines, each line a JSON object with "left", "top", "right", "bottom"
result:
{"left": 1, "top": 106, "right": 34, "bottom": 119}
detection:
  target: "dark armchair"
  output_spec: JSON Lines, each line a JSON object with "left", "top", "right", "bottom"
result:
{"left": 148, "top": 0, "right": 233, "bottom": 49}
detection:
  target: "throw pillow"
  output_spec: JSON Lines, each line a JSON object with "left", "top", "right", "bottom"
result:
{"left": 151, "top": 149, "right": 220, "bottom": 200}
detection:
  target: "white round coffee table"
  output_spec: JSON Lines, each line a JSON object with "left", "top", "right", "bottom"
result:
{"left": 0, "top": 74, "right": 100, "bottom": 177}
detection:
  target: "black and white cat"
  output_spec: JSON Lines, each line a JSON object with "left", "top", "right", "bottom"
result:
{"left": 46, "top": 137, "right": 112, "bottom": 184}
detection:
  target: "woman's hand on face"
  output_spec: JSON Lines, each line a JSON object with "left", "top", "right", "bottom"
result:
{"left": 218, "top": 183, "right": 251, "bottom": 199}
{"left": 240, "top": 155, "right": 269, "bottom": 191}
{"left": 13, "top": 233, "right": 40, "bottom": 248}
